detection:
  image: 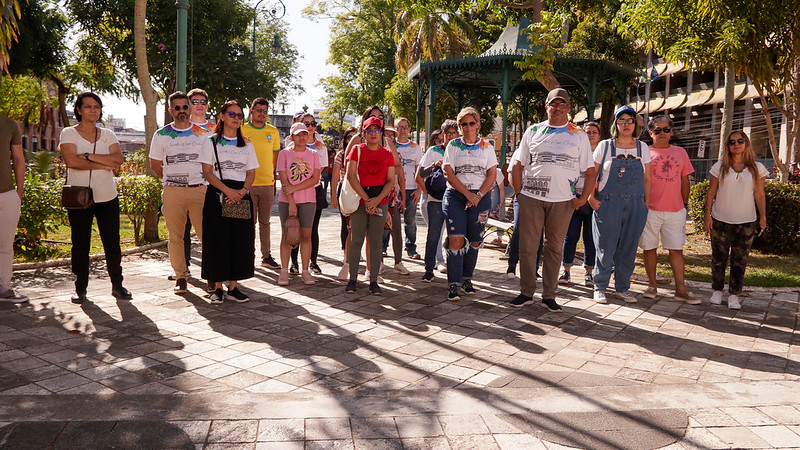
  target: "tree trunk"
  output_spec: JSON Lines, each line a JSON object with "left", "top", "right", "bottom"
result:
{"left": 753, "top": 83, "right": 789, "bottom": 181}
{"left": 51, "top": 76, "right": 70, "bottom": 128}
{"left": 718, "top": 63, "right": 735, "bottom": 160}
{"left": 134, "top": 0, "right": 162, "bottom": 242}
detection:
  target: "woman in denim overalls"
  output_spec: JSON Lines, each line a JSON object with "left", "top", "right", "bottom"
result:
{"left": 588, "top": 106, "right": 651, "bottom": 304}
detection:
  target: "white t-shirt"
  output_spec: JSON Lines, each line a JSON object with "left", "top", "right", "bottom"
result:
{"left": 495, "top": 167, "right": 505, "bottom": 188}
{"left": 306, "top": 138, "right": 328, "bottom": 186}
{"left": 419, "top": 145, "right": 445, "bottom": 203}
{"left": 442, "top": 137, "right": 498, "bottom": 190}
{"left": 710, "top": 161, "right": 768, "bottom": 224}
{"left": 396, "top": 139, "right": 423, "bottom": 190}
{"left": 593, "top": 139, "right": 651, "bottom": 192}
{"left": 198, "top": 136, "right": 259, "bottom": 182}
{"left": 511, "top": 121, "right": 594, "bottom": 202}
{"left": 149, "top": 123, "right": 210, "bottom": 186}
{"left": 60, "top": 126, "right": 119, "bottom": 203}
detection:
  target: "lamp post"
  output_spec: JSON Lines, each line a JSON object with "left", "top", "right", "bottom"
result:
{"left": 176, "top": 0, "right": 190, "bottom": 92}
{"left": 252, "top": 0, "right": 266, "bottom": 55}
{"left": 252, "top": 0, "right": 286, "bottom": 54}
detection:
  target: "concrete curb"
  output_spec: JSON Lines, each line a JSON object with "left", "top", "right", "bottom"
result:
{"left": 629, "top": 272, "right": 800, "bottom": 294}
{"left": 13, "top": 240, "right": 168, "bottom": 271}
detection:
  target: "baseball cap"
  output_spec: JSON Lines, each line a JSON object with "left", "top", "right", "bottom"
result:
{"left": 293, "top": 110, "right": 306, "bottom": 120}
{"left": 614, "top": 105, "right": 636, "bottom": 119}
{"left": 362, "top": 116, "right": 383, "bottom": 131}
{"left": 384, "top": 126, "right": 396, "bottom": 134}
{"left": 290, "top": 122, "right": 309, "bottom": 135}
{"left": 546, "top": 88, "right": 569, "bottom": 105}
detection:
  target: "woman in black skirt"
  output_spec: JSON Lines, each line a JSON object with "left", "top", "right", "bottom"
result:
{"left": 199, "top": 100, "right": 259, "bottom": 304}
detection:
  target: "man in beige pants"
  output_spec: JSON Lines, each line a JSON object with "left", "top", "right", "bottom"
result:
{"left": 0, "top": 113, "right": 27, "bottom": 303}
{"left": 149, "top": 91, "right": 210, "bottom": 294}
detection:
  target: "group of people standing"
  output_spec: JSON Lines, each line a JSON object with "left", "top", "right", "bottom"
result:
{"left": 0, "top": 88, "right": 769, "bottom": 313}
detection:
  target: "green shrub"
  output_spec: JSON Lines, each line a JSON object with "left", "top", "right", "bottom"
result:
{"left": 16, "top": 173, "right": 67, "bottom": 258}
{"left": 689, "top": 180, "right": 800, "bottom": 255}
{"left": 120, "top": 148, "right": 149, "bottom": 175}
{"left": 116, "top": 174, "right": 162, "bottom": 245}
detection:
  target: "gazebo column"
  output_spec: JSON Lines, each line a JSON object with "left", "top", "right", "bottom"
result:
{"left": 500, "top": 62, "right": 511, "bottom": 163}
{"left": 426, "top": 73, "right": 438, "bottom": 141}
{"left": 586, "top": 72, "right": 598, "bottom": 122}
{"left": 415, "top": 79, "right": 424, "bottom": 144}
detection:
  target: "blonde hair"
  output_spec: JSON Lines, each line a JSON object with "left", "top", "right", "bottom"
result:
{"left": 456, "top": 107, "right": 480, "bottom": 126}
{"left": 720, "top": 130, "right": 758, "bottom": 181}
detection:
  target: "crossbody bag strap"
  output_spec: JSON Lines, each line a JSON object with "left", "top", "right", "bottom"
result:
{"left": 211, "top": 137, "right": 225, "bottom": 182}
{"left": 65, "top": 127, "right": 98, "bottom": 186}
{"left": 597, "top": 140, "right": 610, "bottom": 184}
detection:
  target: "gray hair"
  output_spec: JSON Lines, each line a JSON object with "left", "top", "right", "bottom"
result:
{"left": 440, "top": 119, "right": 458, "bottom": 133}
{"left": 648, "top": 115, "right": 673, "bottom": 129}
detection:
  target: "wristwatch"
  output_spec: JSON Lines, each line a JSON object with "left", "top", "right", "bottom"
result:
{"left": 83, "top": 153, "right": 90, "bottom": 161}
{"left": 476, "top": 191, "right": 483, "bottom": 198}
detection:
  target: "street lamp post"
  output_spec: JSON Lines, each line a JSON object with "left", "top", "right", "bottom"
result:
{"left": 176, "top": 0, "right": 190, "bottom": 92}
{"left": 252, "top": 0, "right": 266, "bottom": 55}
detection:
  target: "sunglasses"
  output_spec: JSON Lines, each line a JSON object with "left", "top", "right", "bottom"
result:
{"left": 225, "top": 111, "right": 245, "bottom": 120}
{"left": 252, "top": 108, "right": 268, "bottom": 114}
{"left": 651, "top": 127, "right": 671, "bottom": 135}
{"left": 363, "top": 128, "right": 382, "bottom": 136}
{"left": 191, "top": 99, "right": 208, "bottom": 105}
{"left": 616, "top": 118, "right": 636, "bottom": 125}
{"left": 172, "top": 105, "right": 190, "bottom": 111}
{"left": 548, "top": 102, "right": 568, "bottom": 109}
{"left": 303, "top": 121, "right": 317, "bottom": 127}
{"left": 728, "top": 138, "right": 746, "bottom": 146}
{"left": 616, "top": 154, "right": 637, "bottom": 160}
{"left": 460, "top": 121, "right": 478, "bottom": 128}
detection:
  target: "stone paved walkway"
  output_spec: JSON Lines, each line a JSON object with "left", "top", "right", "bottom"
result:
{"left": 1, "top": 209, "right": 799, "bottom": 449}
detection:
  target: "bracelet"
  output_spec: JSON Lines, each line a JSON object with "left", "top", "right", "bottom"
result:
{"left": 84, "top": 153, "right": 90, "bottom": 161}
{"left": 476, "top": 191, "right": 483, "bottom": 197}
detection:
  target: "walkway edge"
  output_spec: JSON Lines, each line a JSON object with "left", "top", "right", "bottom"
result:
{"left": 12, "top": 240, "right": 168, "bottom": 271}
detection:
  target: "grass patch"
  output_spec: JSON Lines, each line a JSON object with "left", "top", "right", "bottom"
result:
{"left": 14, "top": 215, "right": 168, "bottom": 263}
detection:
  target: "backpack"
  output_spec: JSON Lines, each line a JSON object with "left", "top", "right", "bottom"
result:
{"left": 425, "top": 166, "right": 447, "bottom": 200}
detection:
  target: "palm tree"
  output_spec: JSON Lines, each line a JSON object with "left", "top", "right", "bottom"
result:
{"left": 394, "top": 7, "right": 477, "bottom": 73}
{"left": 0, "top": 0, "right": 22, "bottom": 73}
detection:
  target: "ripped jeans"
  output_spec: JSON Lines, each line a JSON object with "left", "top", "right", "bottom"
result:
{"left": 442, "top": 188, "right": 492, "bottom": 285}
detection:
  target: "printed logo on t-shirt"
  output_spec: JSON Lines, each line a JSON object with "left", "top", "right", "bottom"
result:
{"left": 523, "top": 176, "right": 551, "bottom": 197}
{"left": 289, "top": 158, "right": 311, "bottom": 182}
{"left": 528, "top": 151, "right": 578, "bottom": 169}
{"left": 653, "top": 154, "right": 681, "bottom": 183}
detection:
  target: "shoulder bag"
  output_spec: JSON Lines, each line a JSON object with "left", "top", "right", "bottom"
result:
{"left": 338, "top": 144, "right": 362, "bottom": 216}
{"left": 61, "top": 128, "right": 97, "bottom": 209}
{"left": 212, "top": 138, "right": 252, "bottom": 220}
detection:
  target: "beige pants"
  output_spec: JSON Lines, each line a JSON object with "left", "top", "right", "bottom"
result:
{"left": 250, "top": 184, "right": 275, "bottom": 259}
{"left": 0, "top": 189, "right": 20, "bottom": 291}
{"left": 162, "top": 185, "right": 206, "bottom": 279}
{"left": 518, "top": 195, "right": 574, "bottom": 299}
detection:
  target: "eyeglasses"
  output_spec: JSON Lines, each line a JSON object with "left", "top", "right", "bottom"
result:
{"left": 396, "top": 125, "right": 410, "bottom": 130}
{"left": 548, "top": 102, "right": 569, "bottom": 109}
{"left": 303, "top": 121, "right": 317, "bottom": 127}
{"left": 172, "top": 105, "right": 190, "bottom": 111}
{"left": 225, "top": 111, "right": 245, "bottom": 120}
{"left": 252, "top": 108, "right": 268, "bottom": 114}
{"left": 616, "top": 154, "right": 637, "bottom": 160}
{"left": 728, "top": 138, "right": 746, "bottom": 146}
{"left": 445, "top": 130, "right": 459, "bottom": 136}
{"left": 651, "top": 127, "right": 671, "bottom": 135}
{"left": 363, "top": 128, "right": 382, "bottom": 136}
{"left": 370, "top": 113, "right": 385, "bottom": 121}
{"left": 616, "top": 118, "right": 636, "bottom": 125}
{"left": 191, "top": 99, "right": 208, "bottom": 106}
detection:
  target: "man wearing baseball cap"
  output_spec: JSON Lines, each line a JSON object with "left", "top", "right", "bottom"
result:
{"left": 508, "top": 88, "right": 596, "bottom": 312}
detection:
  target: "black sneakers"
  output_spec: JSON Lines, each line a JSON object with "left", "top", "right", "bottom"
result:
{"left": 369, "top": 282, "right": 382, "bottom": 296}
{"left": 558, "top": 269, "right": 570, "bottom": 285}
{"left": 462, "top": 279, "right": 476, "bottom": 295}
{"left": 174, "top": 278, "right": 188, "bottom": 294}
{"left": 447, "top": 285, "right": 461, "bottom": 301}
{"left": 542, "top": 298, "right": 563, "bottom": 312}
{"left": 111, "top": 285, "right": 132, "bottom": 300}
{"left": 422, "top": 271, "right": 434, "bottom": 282}
{"left": 509, "top": 294, "right": 534, "bottom": 308}
{"left": 227, "top": 287, "right": 250, "bottom": 303}
{"left": 261, "top": 255, "right": 281, "bottom": 269}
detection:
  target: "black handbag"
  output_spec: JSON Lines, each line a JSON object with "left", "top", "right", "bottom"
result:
{"left": 212, "top": 138, "right": 252, "bottom": 220}
{"left": 61, "top": 128, "right": 97, "bottom": 209}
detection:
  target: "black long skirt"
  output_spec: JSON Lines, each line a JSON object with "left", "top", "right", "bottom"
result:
{"left": 201, "top": 181, "right": 255, "bottom": 282}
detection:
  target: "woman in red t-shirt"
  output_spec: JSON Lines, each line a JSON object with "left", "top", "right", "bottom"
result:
{"left": 344, "top": 116, "right": 396, "bottom": 295}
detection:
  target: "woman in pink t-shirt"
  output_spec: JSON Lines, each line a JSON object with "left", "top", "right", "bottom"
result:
{"left": 276, "top": 123, "right": 321, "bottom": 286}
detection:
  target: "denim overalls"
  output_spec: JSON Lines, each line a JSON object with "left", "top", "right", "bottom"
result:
{"left": 592, "top": 140, "right": 648, "bottom": 293}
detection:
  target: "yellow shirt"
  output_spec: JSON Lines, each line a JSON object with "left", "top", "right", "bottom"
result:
{"left": 241, "top": 121, "right": 281, "bottom": 186}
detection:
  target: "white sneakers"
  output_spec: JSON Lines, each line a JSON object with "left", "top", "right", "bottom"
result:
{"left": 642, "top": 286, "right": 657, "bottom": 299}
{"left": 727, "top": 294, "right": 741, "bottom": 310}
{"left": 593, "top": 290, "right": 607, "bottom": 304}
{"left": 710, "top": 290, "right": 723, "bottom": 305}
{"left": 617, "top": 291, "right": 638, "bottom": 303}
{"left": 393, "top": 262, "right": 410, "bottom": 275}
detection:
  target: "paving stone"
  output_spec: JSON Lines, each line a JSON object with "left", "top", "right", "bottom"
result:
{"left": 305, "top": 417, "right": 351, "bottom": 440}
{"left": 438, "top": 415, "right": 489, "bottom": 436}
{"left": 255, "top": 442, "right": 304, "bottom": 450}
{"left": 447, "top": 434, "right": 500, "bottom": 449}
{"left": 305, "top": 439, "right": 354, "bottom": 450}
{"left": 207, "top": 419, "right": 259, "bottom": 443}
{"left": 350, "top": 417, "right": 398, "bottom": 439}
{"left": 493, "top": 433, "right": 548, "bottom": 450}
{"left": 748, "top": 425, "right": 800, "bottom": 447}
{"left": 721, "top": 406, "right": 777, "bottom": 426}
{"left": 708, "top": 426, "right": 771, "bottom": 448}
{"left": 400, "top": 437, "right": 452, "bottom": 450}
{"left": 257, "top": 418, "right": 304, "bottom": 442}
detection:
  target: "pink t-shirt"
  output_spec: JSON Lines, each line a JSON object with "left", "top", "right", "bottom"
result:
{"left": 277, "top": 148, "right": 320, "bottom": 204}
{"left": 648, "top": 145, "right": 694, "bottom": 212}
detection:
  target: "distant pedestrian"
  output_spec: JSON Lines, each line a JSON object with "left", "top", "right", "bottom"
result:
{"left": 443, "top": 107, "right": 497, "bottom": 301}
{"left": 241, "top": 98, "right": 282, "bottom": 270}
{"left": 149, "top": 91, "right": 210, "bottom": 295}
{"left": 704, "top": 130, "right": 767, "bottom": 310}
{"left": 60, "top": 92, "right": 132, "bottom": 304}
{"left": 589, "top": 105, "right": 650, "bottom": 304}
{"left": 0, "top": 112, "right": 28, "bottom": 303}
{"left": 640, "top": 115, "right": 699, "bottom": 304}
{"left": 199, "top": 100, "right": 259, "bottom": 304}
{"left": 509, "top": 88, "right": 595, "bottom": 312}
{"left": 416, "top": 124, "right": 450, "bottom": 282}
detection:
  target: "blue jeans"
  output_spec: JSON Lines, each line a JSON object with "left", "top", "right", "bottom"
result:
{"left": 424, "top": 200, "right": 445, "bottom": 273}
{"left": 404, "top": 189, "right": 418, "bottom": 253}
{"left": 421, "top": 195, "right": 444, "bottom": 264}
{"left": 563, "top": 212, "right": 595, "bottom": 268}
{"left": 443, "top": 188, "right": 491, "bottom": 285}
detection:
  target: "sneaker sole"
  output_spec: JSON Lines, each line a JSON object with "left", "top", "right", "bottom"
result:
{"left": 510, "top": 300, "right": 535, "bottom": 308}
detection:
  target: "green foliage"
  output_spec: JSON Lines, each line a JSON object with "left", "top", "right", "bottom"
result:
{"left": 25, "top": 150, "right": 58, "bottom": 178}
{"left": 116, "top": 174, "right": 162, "bottom": 246}
{"left": 0, "top": 0, "right": 22, "bottom": 72}
{"left": 561, "top": 11, "right": 638, "bottom": 66}
{"left": 393, "top": 6, "right": 477, "bottom": 73}
{"left": 6, "top": 0, "right": 68, "bottom": 78}
{"left": 689, "top": 181, "right": 800, "bottom": 255}
{"left": 0, "top": 75, "right": 59, "bottom": 127}
{"left": 514, "top": 11, "right": 565, "bottom": 82}
{"left": 16, "top": 173, "right": 67, "bottom": 258}
{"left": 120, "top": 148, "right": 149, "bottom": 175}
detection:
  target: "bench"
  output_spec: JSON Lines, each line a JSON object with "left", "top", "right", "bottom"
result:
{"left": 484, "top": 217, "right": 514, "bottom": 254}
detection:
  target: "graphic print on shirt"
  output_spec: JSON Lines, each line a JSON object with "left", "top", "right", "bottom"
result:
{"left": 447, "top": 138, "right": 496, "bottom": 190}
{"left": 289, "top": 157, "right": 311, "bottom": 182}
{"left": 156, "top": 123, "right": 209, "bottom": 186}
{"left": 653, "top": 154, "right": 681, "bottom": 183}
{"left": 215, "top": 137, "right": 250, "bottom": 175}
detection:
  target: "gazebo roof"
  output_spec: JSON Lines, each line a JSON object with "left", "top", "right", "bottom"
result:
{"left": 480, "top": 17, "right": 537, "bottom": 56}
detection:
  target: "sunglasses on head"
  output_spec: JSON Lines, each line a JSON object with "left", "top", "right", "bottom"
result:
{"left": 191, "top": 99, "right": 208, "bottom": 105}
{"left": 616, "top": 118, "right": 636, "bottom": 125}
{"left": 225, "top": 111, "right": 244, "bottom": 120}
{"left": 651, "top": 127, "right": 671, "bottom": 135}
{"left": 172, "top": 104, "right": 190, "bottom": 111}
{"left": 728, "top": 138, "right": 746, "bottom": 146}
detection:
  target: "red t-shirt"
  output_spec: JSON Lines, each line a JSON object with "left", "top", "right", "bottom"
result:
{"left": 346, "top": 144, "right": 394, "bottom": 205}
